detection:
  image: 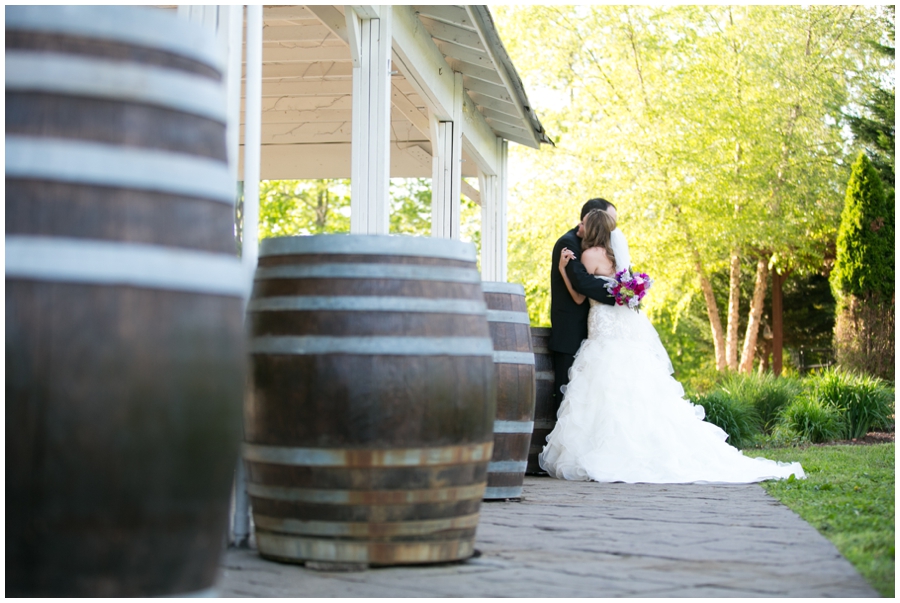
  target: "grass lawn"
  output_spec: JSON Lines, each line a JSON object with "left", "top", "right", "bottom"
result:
{"left": 753, "top": 443, "right": 894, "bottom": 597}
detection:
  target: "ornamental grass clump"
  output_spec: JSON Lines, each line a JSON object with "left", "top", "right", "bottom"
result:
{"left": 807, "top": 367, "right": 895, "bottom": 440}
{"left": 719, "top": 372, "right": 803, "bottom": 433}
{"left": 778, "top": 395, "right": 845, "bottom": 444}
{"left": 691, "top": 390, "right": 760, "bottom": 449}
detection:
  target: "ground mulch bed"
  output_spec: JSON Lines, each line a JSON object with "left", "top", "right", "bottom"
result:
{"left": 812, "top": 430, "right": 894, "bottom": 447}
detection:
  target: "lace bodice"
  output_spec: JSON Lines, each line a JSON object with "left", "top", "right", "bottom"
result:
{"left": 586, "top": 298, "right": 674, "bottom": 375}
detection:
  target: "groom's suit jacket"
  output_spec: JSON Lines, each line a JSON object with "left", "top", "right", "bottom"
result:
{"left": 549, "top": 227, "right": 615, "bottom": 355}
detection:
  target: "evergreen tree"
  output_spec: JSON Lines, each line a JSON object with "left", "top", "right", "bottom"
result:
{"left": 831, "top": 152, "right": 894, "bottom": 301}
{"left": 845, "top": 5, "right": 895, "bottom": 188}
{"left": 831, "top": 151, "right": 895, "bottom": 380}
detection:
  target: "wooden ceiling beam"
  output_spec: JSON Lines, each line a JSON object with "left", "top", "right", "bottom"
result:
{"left": 416, "top": 16, "right": 483, "bottom": 51}
{"left": 262, "top": 24, "right": 338, "bottom": 43}
{"left": 256, "top": 46, "right": 349, "bottom": 63}
{"left": 263, "top": 6, "right": 317, "bottom": 21}
{"left": 260, "top": 80, "right": 352, "bottom": 96}
{"left": 462, "top": 76, "right": 514, "bottom": 105}
{"left": 411, "top": 6, "right": 472, "bottom": 28}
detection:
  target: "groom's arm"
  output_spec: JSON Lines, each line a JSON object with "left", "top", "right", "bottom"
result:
{"left": 566, "top": 260, "right": 615, "bottom": 305}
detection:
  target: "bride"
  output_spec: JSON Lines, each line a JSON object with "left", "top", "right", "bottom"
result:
{"left": 539, "top": 209, "right": 805, "bottom": 484}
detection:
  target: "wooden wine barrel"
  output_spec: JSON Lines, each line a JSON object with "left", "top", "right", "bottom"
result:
{"left": 527, "top": 327, "right": 555, "bottom": 475}
{"left": 481, "top": 282, "right": 535, "bottom": 499}
{"left": 245, "top": 234, "right": 496, "bottom": 567}
{"left": 5, "top": 7, "right": 244, "bottom": 597}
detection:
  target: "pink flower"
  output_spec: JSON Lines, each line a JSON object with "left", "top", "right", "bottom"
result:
{"left": 604, "top": 269, "right": 653, "bottom": 310}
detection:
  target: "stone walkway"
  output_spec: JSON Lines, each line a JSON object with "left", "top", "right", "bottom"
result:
{"left": 216, "top": 476, "right": 878, "bottom": 597}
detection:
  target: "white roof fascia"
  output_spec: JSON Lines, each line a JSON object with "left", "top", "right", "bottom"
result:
{"left": 462, "top": 93, "right": 500, "bottom": 176}
{"left": 391, "top": 4, "right": 456, "bottom": 121}
{"left": 466, "top": 6, "right": 551, "bottom": 148}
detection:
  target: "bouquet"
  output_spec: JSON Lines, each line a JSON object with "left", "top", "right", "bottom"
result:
{"left": 605, "top": 269, "right": 653, "bottom": 310}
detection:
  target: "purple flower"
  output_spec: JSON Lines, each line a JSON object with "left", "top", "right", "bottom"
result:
{"left": 604, "top": 268, "right": 653, "bottom": 311}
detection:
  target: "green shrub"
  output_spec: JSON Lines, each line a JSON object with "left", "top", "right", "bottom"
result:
{"left": 830, "top": 151, "right": 893, "bottom": 301}
{"left": 807, "top": 368, "right": 895, "bottom": 439}
{"left": 779, "top": 395, "right": 845, "bottom": 443}
{"left": 691, "top": 390, "right": 761, "bottom": 449}
{"left": 718, "top": 372, "right": 803, "bottom": 433}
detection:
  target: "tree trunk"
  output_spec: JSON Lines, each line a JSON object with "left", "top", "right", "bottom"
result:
{"left": 315, "top": 189, "right": 328, "bottom": 230}
{"left": 772, "top": 271, "right": 785, "bottom": 376}
{"left": 692, "top": 248, "right": 727, "bottom": 371}
{"left": 725, "top": 249, "right": 741, "bottom": 371}
{"left": 673, "top": 203, "right": 726, "bottom": 371}
{"left": 739, "top": 254, "right": 770, "bottom": 374}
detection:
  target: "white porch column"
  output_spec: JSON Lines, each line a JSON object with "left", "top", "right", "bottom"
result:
{"left": 431, "top": 72, "right": 464, "bottom": 239}
{"left": 242, "top": 5, "right": 262, "bottom": 288}
{"left": 348, "top": 6, "right": 392, "bottom": 235}
{"left": 223, "top": 6, "right": 243, "bottom": 188}
{"left": 234, "top": 3, "right": 263, "bottom": 549}
{"left": 479, "top": 139, "right": 509, "bottom": 281}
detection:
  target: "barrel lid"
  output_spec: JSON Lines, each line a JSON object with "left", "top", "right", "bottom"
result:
{"left": 481, "top": 281, "right": 526, "bottom": 295}
{"left": 259, "top": 234, "right": 477, "bottom": 263}
{"left": 6, "top": 6, "right": 225, "bottom": 75}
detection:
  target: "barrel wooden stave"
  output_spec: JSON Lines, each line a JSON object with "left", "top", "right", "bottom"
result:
{"left": 247, "top": 354, "right": 495, "bottom": 447}
{"left": 6, "top": 29, "right": 222, "bottom": 80}
{"left": 246, "top": 461, "right": 487, "bottom": 491}
{"left": 6, "top": 180, "right": 235, "bottom": 254}
{"left": 6, "top": 92, "right": 228, "bottom": 161}
{"left": 482, "top": 284, "right": 535, "bottom": 499}
{"left": 7, "top": 283, "right": 243, "bottom": 596}
{"left": 527, "top": 327, "right": 554, "bottom": 475}
{"left": 6, "top": 7, "right": 241, "bottom": 597}
{"left": 246, "top": 236, "right": 495, "bottom": 566}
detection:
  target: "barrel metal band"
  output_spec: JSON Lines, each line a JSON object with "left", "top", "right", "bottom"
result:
{"left": 480, "top": 281, "right": 525, "bottom": 295}
{"left": 5, "top": 235, "right": 245, "bottom": 296}
{"left": 259, "top": 233, "right": 477, "bottom": 262}
{"left": 535, "top": 371, "right": 554, "bottom": 381}
{"left": 254, "top": 263, "right": 480, "bottom": 284}
{"left": 255, "top": 531, "right": 474, "bottom": 564}
{"left": 485, "top": 309, "right": 531, "bottom": 325}
{"left": 484, "top": 486, "right": 524, "bottom": 499}
{"left": 492, "top": 351, "right": 536, "bottom": 365}
{"left": 247, "top": 482, "right": 485, "bottom": 505}
{"left": 6, "top": 52, "right": 227, "bottom": 122}
{"left": 532, "top": 346, "right": 550, "bottom": 355}
{"left": 6, "top": 6, "right": 226, "bottom": 72}
{"left": 6, "top": 136, "right": 234, "bottom": 204}
{"left": 493, "top": 420, "right": 534, "bottom": 434}
{"left": 252, "top": 513, "right": 480, "bottom": 537}
{"left": 252, "top": 336, "right": 494, "bottom": 357}
{"left": 487, "top": 460, "right": 528, "bottom": 473}
{"left": 243, "top": 441, "right": 493, "bottom": 467}
{"left": 248, "top": 296, "right": 486, "bottom": 315}
{"left": 532, "top": 420, "right": 556, "bottom": 430}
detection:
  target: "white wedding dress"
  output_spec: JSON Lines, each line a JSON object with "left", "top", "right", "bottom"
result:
{"left": 539, "top": 244, "right": 805, "bottom": 484}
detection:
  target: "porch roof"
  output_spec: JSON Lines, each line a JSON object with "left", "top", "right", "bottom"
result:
{"left": 243, "top": 5, "right": 550, "bottom": 180}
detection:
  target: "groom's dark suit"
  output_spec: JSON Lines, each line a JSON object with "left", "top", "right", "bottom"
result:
{"left": 549, "top": 227, "right": 615, "bottom": 413}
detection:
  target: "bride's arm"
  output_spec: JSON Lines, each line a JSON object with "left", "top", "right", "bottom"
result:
{"left": 559, "top": 248, "right": 586, "bottom": 305}
{"left": 565, "top": 260, "right": 616, "bottom": 305}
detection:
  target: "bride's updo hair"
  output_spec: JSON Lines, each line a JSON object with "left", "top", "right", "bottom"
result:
{"left": 581, "top": 209, "right": 616, "bottom": 268}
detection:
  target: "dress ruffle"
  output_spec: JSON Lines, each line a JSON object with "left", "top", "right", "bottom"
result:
{"left": 539, "top": 302, "right": 805, "bottom": 484}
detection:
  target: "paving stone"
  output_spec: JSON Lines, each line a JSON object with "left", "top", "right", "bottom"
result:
{"left": 215, "top": 477, "right": 879, "bottom": 597}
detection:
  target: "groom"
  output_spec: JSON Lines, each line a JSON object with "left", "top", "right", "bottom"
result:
{"left": 549, "top": 198, "right": 618, "bottom": 414}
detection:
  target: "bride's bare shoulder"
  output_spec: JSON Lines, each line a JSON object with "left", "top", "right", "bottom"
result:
{"left": 581, "top": 246, "right": 608, "bottom": 260}
{"left": 582, "top": 246, "right": 614, "bottom": 276}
